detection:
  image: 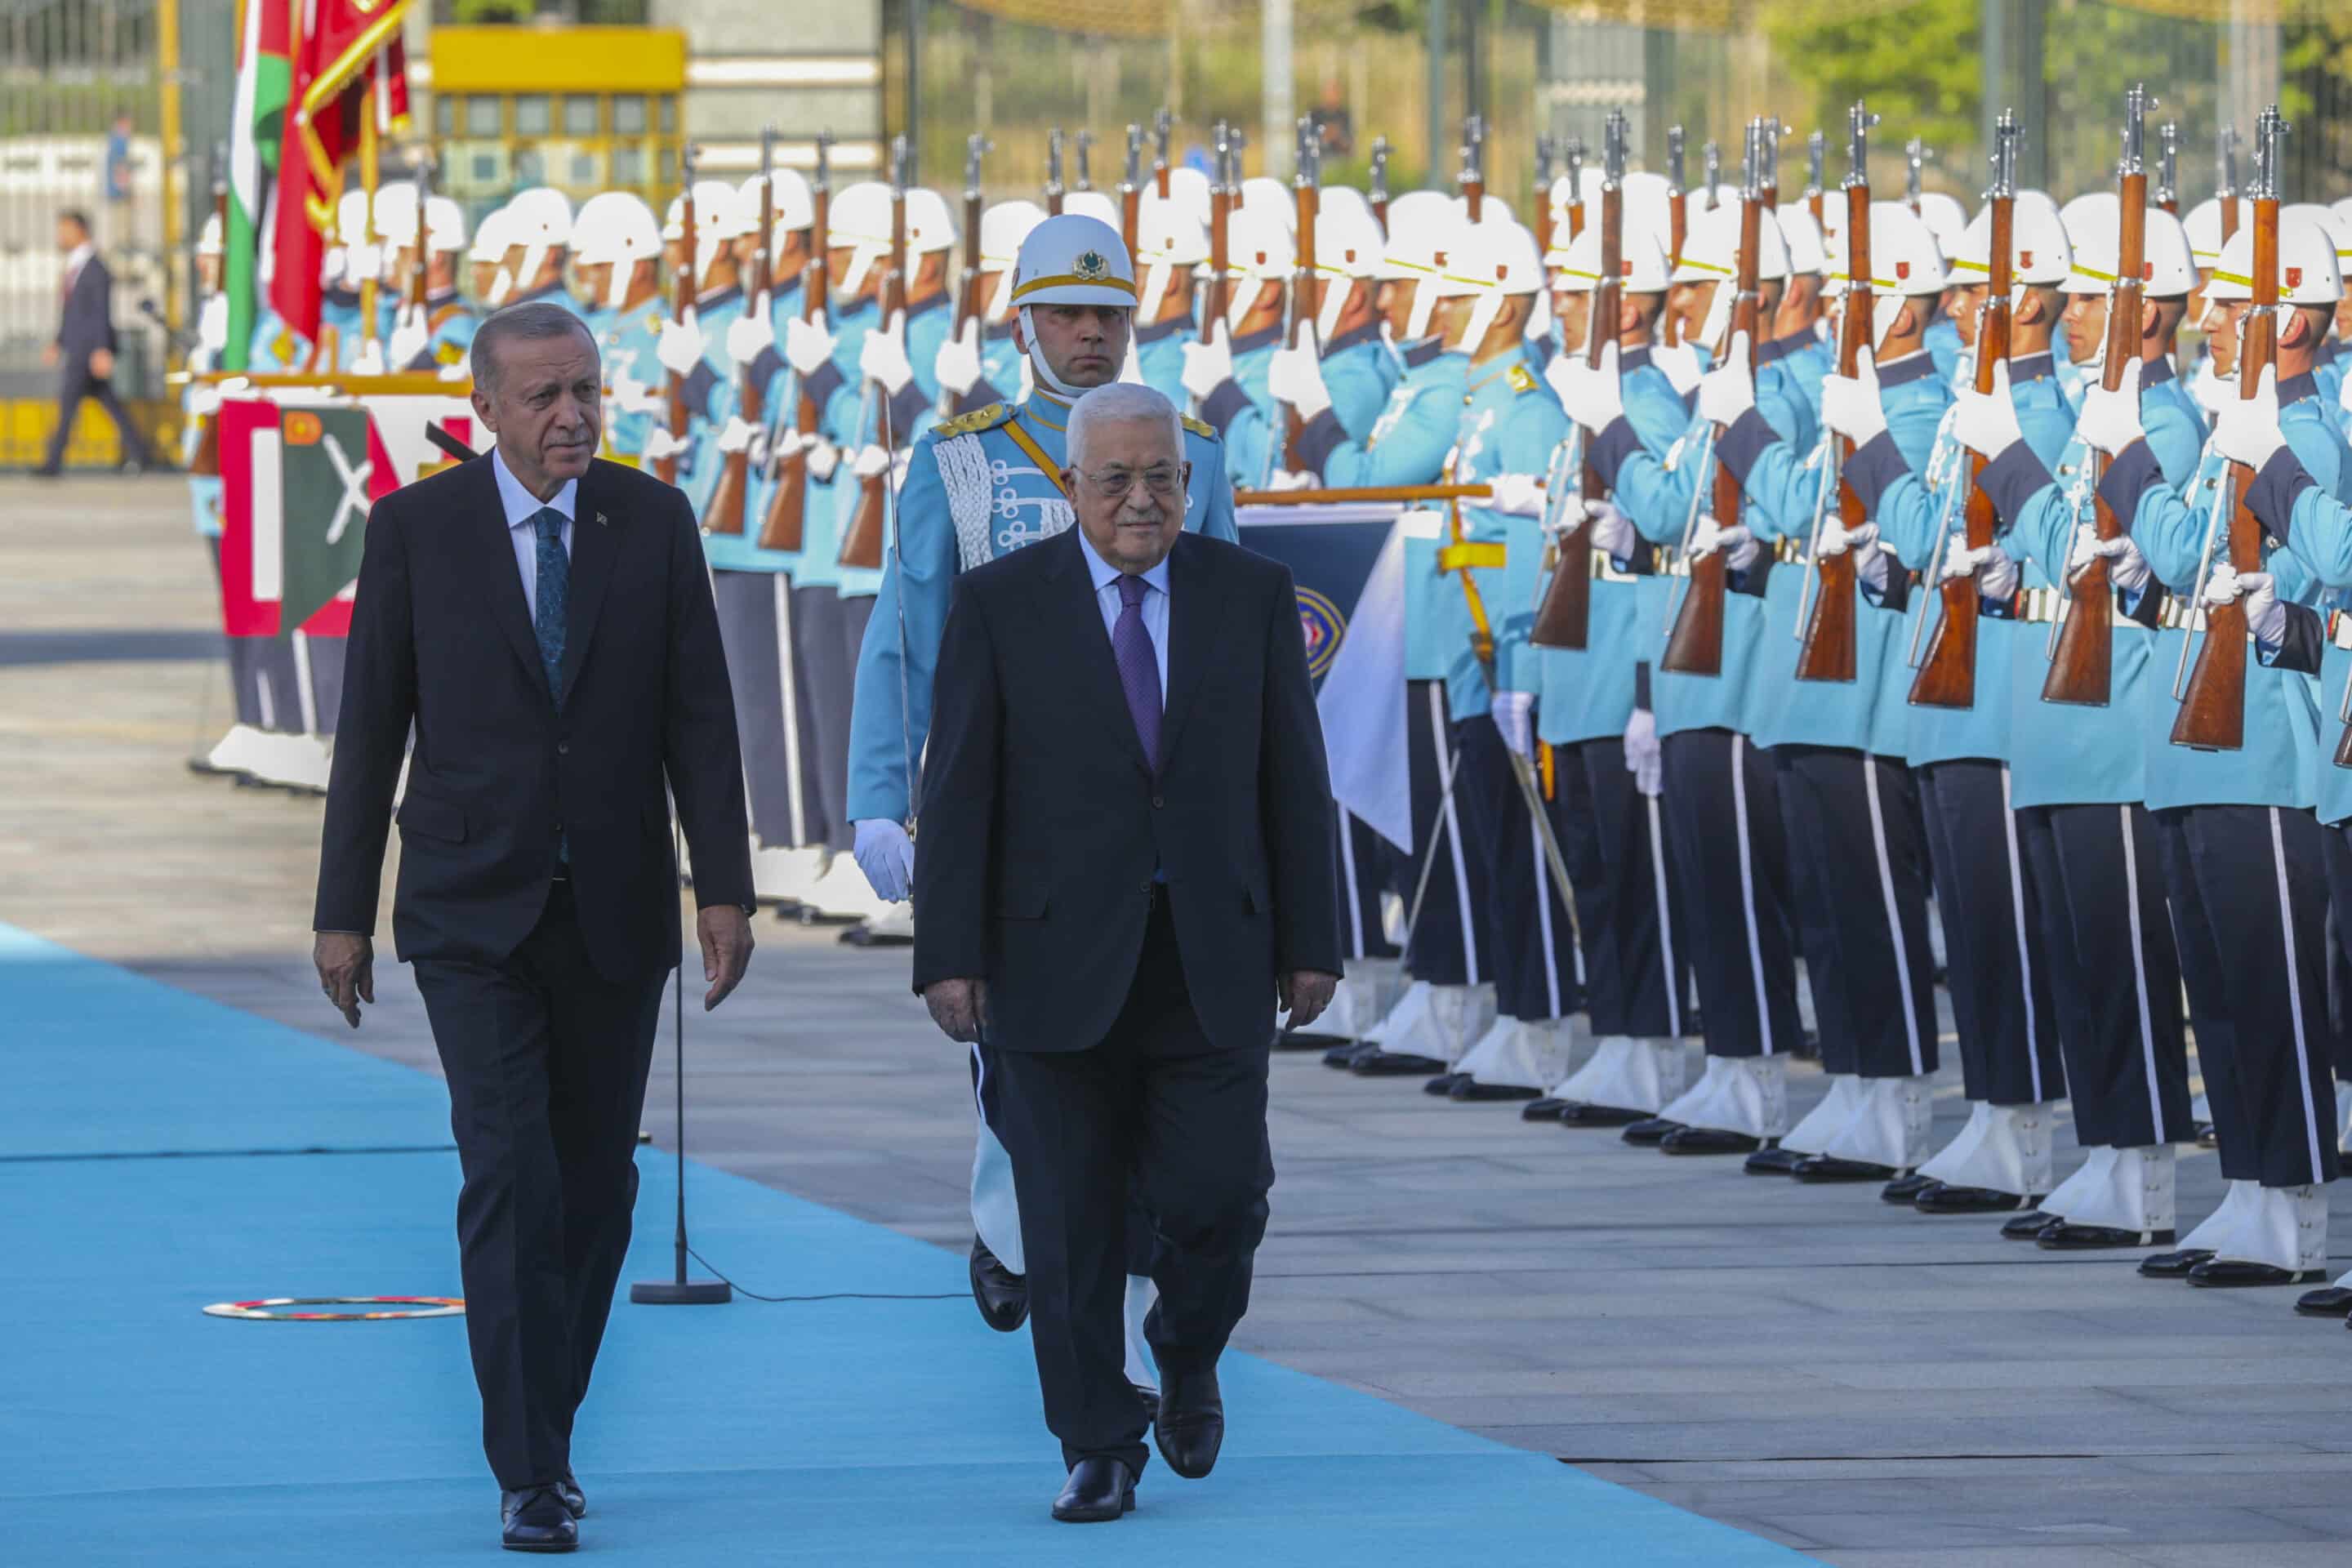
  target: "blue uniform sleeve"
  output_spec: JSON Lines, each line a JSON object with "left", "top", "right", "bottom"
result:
{"left": 1190, "top": 433, "right": 1240, "bottom": 541}
{"left": 1611, "top": 408, "right": 1713, "bottom": 546}
{"left": 1311, "top": 381, "right": 1458, "bottom": 488}
{"left": 1489, "top": 394, "right": 1571, "bottom": 695}
{"left": 1325, "top": 345, "right": 1390, "bottom": 443}
{"left": 845, "top": 435, "right": 956, "bottom": 824}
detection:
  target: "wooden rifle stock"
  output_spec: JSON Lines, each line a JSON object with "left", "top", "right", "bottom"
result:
{"left": 1531, "top": 177, "right": 1619, "bottom": 650}
{"left": 838, "top": 168, "right": 906, "bottom": 572}
{"left": 1662, "top": 186, "right": 1762, "bottom": 676}
{"left": 1797, "top": 177, "right": 1875, "bottom": 684}
{"left": 1280, "top": 150, "right": 1319, "bottom": 472}
{"left": 758, "top": 142, "right": 829, "bottom": 553}
{"left": 706, "top": 142, "right": 776, "bottom": 537}
{"left": 657, "top": 168, "right": 697, "bottom": 487}
{"left": 1204, "top": 128, "right": 1232, "bottom": 345}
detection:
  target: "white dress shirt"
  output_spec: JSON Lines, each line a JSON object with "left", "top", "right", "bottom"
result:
{"left": 492, "top": 447, "right": 576, "bottom": 621}
{"left": 1076, "top": 528, "right": 1169, "bottom": 700}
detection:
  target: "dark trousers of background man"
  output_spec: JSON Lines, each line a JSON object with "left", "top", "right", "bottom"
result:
{"left": 991, "top": 888, "right": 1273, "bottom": 1477}
{"left": 41, "top": 363, "right": 155, "bottom": 473}
{"left": 409, "top": 879, "right": 668, "bottom": 1490}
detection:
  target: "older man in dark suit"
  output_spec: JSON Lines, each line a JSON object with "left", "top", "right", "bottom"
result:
{"left": 913, "top": 381, "right": 1340, "bottom": 1523}
{"left": 311, "top": 300, "right": 755, "bottom": 1552}
{"left": 35, "top": 207, "right": 158, "bottom": 477}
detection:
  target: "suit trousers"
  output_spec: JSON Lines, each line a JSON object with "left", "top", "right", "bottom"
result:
{"left": 410, "top": 880, "right": 666, "bottom": 1490}
{"left": 1452, "top": 714, "right": 1588, "bottom": 1022}
{"left": 1659, "top": 728, "right": 1804, "bottom": 1058}
{"left": 972, "top": 1042, "right": 1160, "bottom": 1280}
{"left": 1572, "top": 737, "right": 1687, "bottom": 1040}
{"left": 2154, "top": 807, "right": 2256, "bottom": 1180}
{"left": 991, "top": 889, "right": 1273, "bottom": 1474}
{"left": 42, "top": 364, "right": 154, "bottom": 471}
{"left": 1401, "top": 679, "right": 1491, "bottom": 987}
{"left": 1915, "top": 760, "right": 2065, "bottom": 1105}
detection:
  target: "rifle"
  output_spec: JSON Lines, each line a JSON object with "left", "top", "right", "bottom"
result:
{"left": 942, "top": 131, "right": 989, "bottom": 421}
{"left": 2176, "top": 106, "right": 2284, "bottom": 753}
{"left": 1664, "top": 127, "right": 1686, "bottom": 348}
{"left": 1702, "top": 140, "right": 1721, "bottom": 212}
{"left": 1793, "top": 100, "right": 1879, "bottom": 684}
{"left": 1369, "top": 136, "right": 1391, "bottom": 236}
{"left": 1120, "top": 123, "right": 1143, "bottom": 261}
{"left": 756, "top": 131, "right": 831, "bottom": 552}
{"left": 2156, "top": 119, "right": 2179, "bottom": 214}
{"left": 2042, "top": 85, "right": 2151, "bottom": 706}
{"left": 1459, "top": 114, "right": 1486, "bottom": 223}
{"left": 839, "top": 135, "right": 907, "bottom": 572}
{"left": 408, "top": 146, "right": 433, "bottom": 321}
{"left": 1531, "top": 107, "right": 1626, "bottom": 652}
{"left": 2218, "top": 123, "right": 2240, "bottom": 243}
{"left": 1154, "top": 108, "right": 1174, "bottom": 200}
{"left": 655, "top": 145, "right": 699, "bottom": 487}
{"left": 1203, "top": 121, "right": 1234, "bottom": 350}
{"left": 1909, "top": 111, "right": 2020, "bottom": 710}
{"left": 1759, "top": 118, "right": 1781, "bottom": 210}
{"left": 1661, "top": 118, "right": 1765, "bottom": 677}
{"left": 1275, "top": 116, "right": 1321, "bottom": 478}
{"left": 705, "top": 127, "right": 775, "bottom": 537}
{"left": 1045, "top": 127, "right": 1065, "bottom": 216}
{"left": 190, "top": 146, "right": 230, "bottom": 478}
{"left": 1562, "top": 136, "right": 1586, "bottom": 243}
{"left": 1075, "top": 129, "right": 1094, "bottom": 194}
{"left": 1904, "top": 136, "right": 1927, "bottom": 216}
{"left": 1806, "top": 128, "right": 1827, "bottom": 230}
{"left": 1532, "top": 136, "right": 1557, "bottom": 259}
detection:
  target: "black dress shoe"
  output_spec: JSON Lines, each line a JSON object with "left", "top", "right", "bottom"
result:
{"left": 2193, "top": 1120, "right": 2216, "bottom": 1147}
{"left": 1423, "top": 1071, "right": 1471, "bottom": 1095}
{"left": 1323, "top": 1040, "right": 1376, "bottom": 1068}
{"left": 1660, "top": 1126, "right": 1762, "bottom": 1156}
{"left": 1521, "top": 1097, "right": 1570, "bottom": 1121}
{"left": 1451, "top": 1078, "right": 1540, "bottom": 1102}
{"left": 2296, "top": 1285, "right": 2352, "bottom": 1317}
{"left": 1052, "top": 1457, "right": 1137, "bottom": 1522}
{"left": 1882, "top": 1174, "right": 1940, "bottom": 1205}
{"left": 1277, "top": 1030, "right": 1350, "bottom": 1053}
{"left": 2138, "top": 1247, "right": 2216, "bottom": 1278}
{"left": 1154, "top": 1360, "right": 1225, "bottom": 1480}
{"left": 1621, "top": 1116, "right": 1685, "bottom": 1147}
{"left": 1744, "top": 1145, "right": 1806, "bottom": 1176}
{"left": 1793, "top": 1155, "right": 1899, "bottom": 1183}
{"left": 2000, "top": 1209, "right": 2056, "bottom": 1240}
{"left": 1134, "top": 1383, "right": 1160, "bottom": 1421}
{"left": 969, "top": 1236, "right": 1029, "bottom": 1332}
{"left": 2188, "top": 1258, "right": 2326, "bottom": 1289}
{"left": 2041, "top": 1222, "right": 2176, "bottom": 1250}
{"left": 555, "top": 1472, "right": 586, "bottom": 1520}
{"left": 1352, "top": 1049, "right": 1450, "bottom": 1076}
{"left": 1558, "top": 1102, "right": 1651, "bottom": 1128}
{"left": 1914, "top": 1184, "right": 2034, "bottom": 1214}
{"left": 501, "top": 1487, "right": 578, "bottom": 1552}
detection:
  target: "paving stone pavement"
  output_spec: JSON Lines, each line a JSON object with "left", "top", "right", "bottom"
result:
{"left": 7, "top": 474, "right": 2352, "bottom": 1566}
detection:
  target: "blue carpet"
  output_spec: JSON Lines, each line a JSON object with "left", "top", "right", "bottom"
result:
{"left": 0, "top": 924, "right": 1822, "bottom": 1565}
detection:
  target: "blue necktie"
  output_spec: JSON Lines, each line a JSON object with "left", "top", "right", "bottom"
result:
{"left": 1112, "top": 574, "right": 1161, "bottom": 771}
{"left": 532, "top": 507, "right": 568, "bottom": 706}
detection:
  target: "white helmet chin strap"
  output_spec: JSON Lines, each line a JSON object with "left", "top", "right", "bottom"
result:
{"left": 1871, "top": 293, "right": 1907, "bottom": 353}
{"left": 515, "top": 244, "right": 554, "bottom": 301}
{"left": 837, "top": 244, "right": 884, "bottom": 301}
{"left": 1314, "top": 273, "right": 1353, "bottom": 341}
{"left": 1697, "top": 278, "right": 1735, "bottom": 359}
{"left": 1403, "top": 277, "right": 1441, "bottom": 342}
{"left": 1136, "top": 260, "right": 1175, "bottom": 323}
{"left": 490, "top": 265, "right": 516, "bottom": 305}
{"left": 987, "top": 268, "right": 1016, "bottom": 323}
{"left": 1018, "top": 304, "right": 1087, "bottom": 398}
{"left": 1224, "top": 277, "right": 1262, "bottom": 334}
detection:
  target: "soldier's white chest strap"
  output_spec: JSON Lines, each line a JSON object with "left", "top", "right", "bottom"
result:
{"left": 937, "top": 426, "right": 1076, "bottom": 572}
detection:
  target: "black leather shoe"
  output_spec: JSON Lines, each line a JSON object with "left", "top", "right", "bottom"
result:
{"left": 1423, "top": 1071, "right": 1472, "bottom": 1095}
{"left": 2000, "top": 1209, "right": 2056, "bottom": 1240}
{"left": 2188, "top": 1258, "right": 2326, "bottom": 1289}
{"left": 1521, "top": 1097, "right": 1570, "bottom": 1121}
{"left": 501, "top": 1487, "right": 578, "bottom": 1552}
{"left": 1915, "top": 1184, "right": 2033, "bottom": 1214}
{"left": 1277, "top": 1031, "right": 1350, "bottom": 1053}
{"left": 1882, "top": 1174, "right": 1940, "bottom": 1205}
{"left": 969, "top": 1236, "right": 1029, "bottom": 1332}
{"left": 555, "top": 1472, "right": 586, "bottom": 1521}
{"left": 1134, "top": 1383, "right": 1160, "bottom": 1422}
{"left": 1793, "top": 1155, "right": 1900, "bottom": 1183}
{"left": 1621, "top": 1116, "right": 1686, "bottom": 1147}
{"left": 2194, "top": 1121, "right": 2217, "bottom": 1147}
{"left": 1744, "top": 1146, "right": 1806, "bottom": 1176}
{"left": 1352, "top": 1049, "right": 1450, "bottom": 1076}
{"left": 2138, "top": 1247, "right": 2215, "bottom": 1278}
{"left": 1323, "top": 1040, "right": 1377, "bottom": 1068}
{"left": 1660, "top": 1126, "right": 1762, "bottom": 1156}
{"left": 1052, "top": 1457, "right": 1137, "bottom": 1522}
{"left": 1558, "top": 1102, "right": 1652, "bottom": 1128}
{"left": 1451, "top": 1078, "right": 1541, "bottom": 1102}
{"left": 2041, "top": 1223, "right": 2176, "bottom": 1250}
{"left": 2296, "top": 1285, "right": 2352, "bottom": 1317}
{"left": 1154, "top": 1360, "right": 1225, "bottom": 1480}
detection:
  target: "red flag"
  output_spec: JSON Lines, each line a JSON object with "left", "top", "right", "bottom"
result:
{"left": 270, "top": 0, "right": 412, "bottom": 338}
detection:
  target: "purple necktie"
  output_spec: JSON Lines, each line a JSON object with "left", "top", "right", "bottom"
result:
{"left": 1112, "top": 573, "right": 1162, "bottom": 771}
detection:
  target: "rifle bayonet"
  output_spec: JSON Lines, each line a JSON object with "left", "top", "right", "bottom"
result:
{"left": 2156, "top": 119, "right": 2179, "bottom": 211}
{"left": 1045, "top": 127, "right": 1065, "bottom": 213}
{"left": 1075, "top": 128, "right": 1094, "bottom": 192}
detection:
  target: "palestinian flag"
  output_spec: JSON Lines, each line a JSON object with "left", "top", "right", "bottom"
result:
{"left": 270, "top": 0, "right": 412, "bottom": 340}
{"left": 222, "top": 0, "right": 292, "bottom": 371}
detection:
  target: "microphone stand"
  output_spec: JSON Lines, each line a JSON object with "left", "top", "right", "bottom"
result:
{"left": 630, "top": 830, "right": 732, "bottom": 1304}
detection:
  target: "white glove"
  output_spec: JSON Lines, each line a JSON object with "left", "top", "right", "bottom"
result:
{"left": 1579, "top": 497, "right": 1637, "bottom": 559}
{"left": 1817, "top": 519, "right": 1890, "bottom": 590}
{"left": 858, "top": 310, "right": 915, "bottom": 394}
{"left": 1950, "top": 358, "right": 2022, "bottom": 461}
{"left": 1821, "top": 348, "right": 1887, "bottom": 444}
{"left": 785, "top": 315, "right": 838, "bottom": 377}
{"left": 640, "top": 426, "right": 689, "bottom": 464}
{"left": 2189, "top": 359, "right": 2231, "bottom": 420}
{"left": 1696, "top": 332, "right": 1756, "bottom": 427}
{"left": 2214, "top": 363, "right": 2289, "bottom": 472}
{"left": 348, "top": 339, "right": 387, "bottom": 377}
{"left": 1490, "top": 690, "right": 1535, "bottom": 760}
{"left": 715, "top": 416, "right": 756, "bottom": 455}
{"left": 1180, "top": 323, "right": 1234, "bottom": 401}
{"left": 1547, "top": 339, "right": 1624, "bottom": 434}
{"left": 1623, "top": 707, "right": 1663, "bottom": 798}
{"left": 611, "top": 368, "right": 666, "bottom": 416}
{"left": 2075, "top": 357, "right": 2146, "bottom": 457}
{"left": 2069, "top": 523, "right": 2153, "bottom": 595}
{"left": 387, "top": 310, "right": 430, "bottom": 372}
{"left": 1690, "top": 515, "right": 1761, "bottom": 572}
{"left": 1652, "top": 341, "right": 1704, "bottom": 396}
{"left": 345, "top": 242, "right": 384, "bottom": 286}
{"left": 1268, "top": 336, "right": 1334, "bottom": 422}
{"left": 2238, "top": 569, "right": 2287, "bottom": 644}
{"left": 215, "top": 374, "right": 251, "bottom": 402}
{"left": 935, "top": 318, "right": 985, "bottom": 398}
{"left": 1486, "top": 472, "right": 1546, "bottom": 516}
{"left": 726, "top": 298, "right": 777, "bottom": 368}
{"left": 1267, "top": 468, "right": 1316, "bottom": 492}
{"left": 656, "top": 312, "right": 706, "bottom": 376}
{"left": 197, "top": 292, "right": 229, "bottom": 353}
{"left": 850, "top": 443, "right": 891, "bottom": 481}
{"left": 804, "top": 437, "right": 842, "bottom": 483}
{"left": 188, "top": 382, "right": 224, "bottom": 420}
{"left": 852, "top": 818, "right": 915, "bottom": 903}
{"left": 1939, "top": 538, "right": 2019, "bottom": 601}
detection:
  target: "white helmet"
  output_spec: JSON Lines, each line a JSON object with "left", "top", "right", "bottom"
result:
{"left": 1319, "top": 185, "right": 1373, "bottom": 228}
{"left": 1775, "top": 203, "right": 1827, "bottom": 275}
{"left": 1308, "top": 202, "right": 1385, "bottom": 340}
{"left": 662, "top": 180, "right": 742, "bottom": 288}
{"left": 375, "top": 185, "right": 467, "bottom": 256}
{"left": 728, "top": 169, "right": 816, "bottom": 252}
{"left": 977, "top": 199, "right": 1049, "bottom": 322}
{"left": 332, "top": 188, "right": 381, "bottom": 287}
{"left": 2286, "top": 203, "right": 2352, "bottom": 280}
{"left": 1546, "top": 167, "right": 1606, "bottom": 241}
{"left": 2206, "top": 211, "right": 2344, "bottom": 307}
{"left": 1949, "top": 189, "right": 2071, "bottom": 289}
{"left": 1914, "top": 191, "right": 1968, "bottom": 256}
{"left": 1164, "top": 166, "right": 1212, "bottom": 226}
{"left": 1451, "top": 192, "right": 1514, "bottom": 227}
{"left": 197, "top": 208, "right": 223, "bottom": 258}
{"left": 1675, "top": 199, "right": 1791, "bottom": 353}
{"left": 1221, "top": 206, "right": 1296, "bottom": 332}
{"left": 2061, "top": 203, "right": 2198, "bottom": 300}
{"left": 2182, "top": 195, "right": 2252, "bottom": 270}
{"left": 501, "top": 186, "right": 574, "bottom": 304}
{"left": 470, "top": 205, "right": 511, "bottom": 265}
{"left": 1619, "top": 172, "right": 1676, "bottom": 256}
{"left": 1062, "top": 189, "right": 1120, "bottom": 229}
{"left": 1376, "top": 191, "right": 1465, "bottom": 342}
{"left": 1825, "top": 202, "right": 1949, "bottom": 350}
{"left": 1552, "top": 225, "right": 1673, "bottom": 295}
{"left": 1433, "top": 219, "right": 1544, "bottom": 353}
{"left": 1009, "top": 212, "right": 1137, "bottom": 395}
{"left": 1241, "top": 176, "right": 1294, "bottom": 234}
{"left": 572, "top": 191, "right": 663, "bottom": 311}
{"left": 1132, "top": 195, "right": 1206, "bottom": 324}
{"left": 829, "top": 183, "right": 958, "bottom": 296}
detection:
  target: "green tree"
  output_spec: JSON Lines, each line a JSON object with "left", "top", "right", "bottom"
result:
{"left": 1764, "top": 0, "right": 1977, "bottom": 190}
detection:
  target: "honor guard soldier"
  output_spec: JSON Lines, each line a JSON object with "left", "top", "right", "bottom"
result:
{"left": 1181, "top": 206, "right": 1293, "bottom": 491}
{"left": 498, "top": 187, "right": 587, "bottom": 317}
{"left": 311, "top": 187, "right": 376, "bottom": 372}
{"left": 936, "top": 198, "right": 1046, "bottom": 412}
{"left": 842, "top": 211, "right": 1238, "bottom": 1392}
{"left": 1262, "top": 201, "right": 1399, "bottom": 484}
{"left": 1128, "top": 194, "right": 1208, "bottom": 406}
{"left": 570, "top": 192, "right": 669, "bottom": 461}
{"left": 2065, "top": 204, "right": 2349, "bottom": 1288}
{"left": 646, "top": 179, "right": 749, "bottom": 519}
{"left": 467, "top": 204, "right": 512, "bottom": 308}
{"left": 372, "top": 184, "right": 477, "bottom": 374}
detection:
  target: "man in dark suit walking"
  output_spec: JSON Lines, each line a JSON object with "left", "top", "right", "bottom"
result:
{"left": 35, "top": 208, "right": 157, "bottom": 477}
{"left": 912, "top": 381, "right": 1339, "bottom": 1523}
{"left": 311, "top": 300, "right": 755, "bottom": 1552}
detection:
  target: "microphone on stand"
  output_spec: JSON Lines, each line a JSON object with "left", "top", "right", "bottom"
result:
{"left": 633, "top": 824, "right": 731, "bottom": 1305}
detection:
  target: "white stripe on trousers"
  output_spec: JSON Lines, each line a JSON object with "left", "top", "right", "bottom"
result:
{"left": 1339, "top": 810, "right": 1367, "bottom": 959}
{"left": 1432, "top": 682, "right": 1481, "bottom": 985}
{"left": 1864, "top": 759, "right": 1925, "bottom": 1075}
{"left": 773, "top": 573, "right": 808, "bottom": 847}
{"left": 2268, "top": 807, "right": 2326, "bottom": 1185}
{"left": 2118, "top": 805, "right": 2167, "bottom": 1143}
{"left": 1531, "top": 802, "right": 1561, "bottom": 1018}
{"left": 1998, "top": 767, "right": 2043, "bottom": 1094}
{"left": 1731, "top": 733, "right": 1773, "bottom": 1055}
{"left": 1646, "top": 791, "right": 1683, "bottom": 1038}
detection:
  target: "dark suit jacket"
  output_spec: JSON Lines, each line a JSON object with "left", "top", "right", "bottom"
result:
{"left": 314, "top": 455, "right": 754, "bottom": 980}
{"left": 911, "top": 526, "right": 1339, "bottom": 1055}
{"left": 55, "top": 253, "right": 118, "bottom": 365}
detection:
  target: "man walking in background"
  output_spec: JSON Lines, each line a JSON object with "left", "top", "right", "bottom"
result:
{"left": 36, "top": 208, "right": 158, "bottom": 478}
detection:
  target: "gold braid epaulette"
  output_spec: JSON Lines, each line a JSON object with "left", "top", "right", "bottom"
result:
{"left": 933, "top": 402, "right": 1014, "bottom": 439}
{"left": 1181, "top": 414, "right": 1219, "bottom": 441}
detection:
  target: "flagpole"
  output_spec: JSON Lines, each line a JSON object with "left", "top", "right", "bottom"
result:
{"left": 359, "top": 96, "right": 380, "bottom": 355}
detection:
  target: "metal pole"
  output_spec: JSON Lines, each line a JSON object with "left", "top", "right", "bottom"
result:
{"left": 1425, "top": 0, "right": 1448, "bottom": 196}
{"left": 1263, "top": 0, "right": 1294, "bottom": 180}
{"left": 159, "top": 0, "right": 185, "bottom": 341}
